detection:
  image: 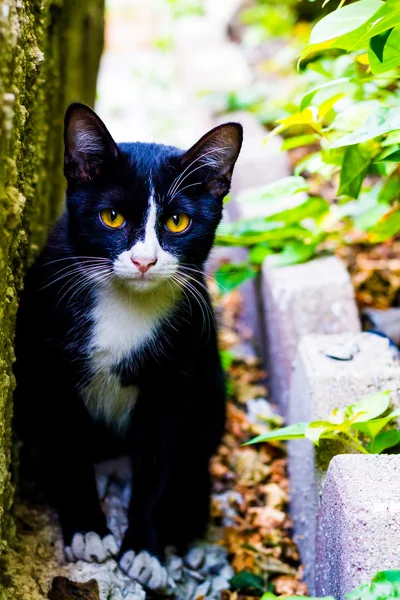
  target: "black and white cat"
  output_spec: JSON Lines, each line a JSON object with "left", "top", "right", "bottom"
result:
{"left": 14, "top": 103, "right": 242, "bottom": 591}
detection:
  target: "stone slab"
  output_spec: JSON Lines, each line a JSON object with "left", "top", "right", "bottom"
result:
{"left": 262, "top": 256, "right": 361, "bottom": 417}
{"left": 316, "top": 455, "right": 400, "bottom": 598}
{"left": 288, "top": 332, "right": 400, "bottom": 593}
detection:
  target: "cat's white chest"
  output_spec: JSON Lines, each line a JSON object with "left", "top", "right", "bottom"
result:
{"left": 80, "top": 285, "right": 174, "bottom": 430}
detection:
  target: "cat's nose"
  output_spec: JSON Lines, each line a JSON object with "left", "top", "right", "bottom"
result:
{"left": 131, "top": 257, "right": 158, "bottom": 274}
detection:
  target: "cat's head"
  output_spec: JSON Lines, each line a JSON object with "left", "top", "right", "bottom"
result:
{"left": 63, "top": 103, "right": 242, "bottom": 293}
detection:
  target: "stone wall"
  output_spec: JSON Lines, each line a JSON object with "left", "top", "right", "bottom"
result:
{"left": 0, "top": 0, "right": 104, "bottom": 554}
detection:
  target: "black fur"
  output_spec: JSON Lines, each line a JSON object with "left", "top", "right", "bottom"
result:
{"left": 13, "top": 103, "right": 242, "bottom": 560}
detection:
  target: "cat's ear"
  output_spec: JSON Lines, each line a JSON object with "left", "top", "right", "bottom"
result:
{"left": 181, "top": 123, "right": 243, "bottom": 198}
{"left": 64, "top": 103, "right": 120, "bottom": 183}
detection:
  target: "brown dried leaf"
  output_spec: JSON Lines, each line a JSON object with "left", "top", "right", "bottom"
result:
{"left": 249, "top": 506, "right": 286, "bottom": 531}
{"left": 273, "top": 575, "right": 308, "bottom": 596}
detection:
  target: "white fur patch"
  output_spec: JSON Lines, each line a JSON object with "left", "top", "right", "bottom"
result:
{"left": 81, "top": 284, "right": 177, "bottom": 430}
{"left": 81, "top": 190, "right": 180, "bottom": 431}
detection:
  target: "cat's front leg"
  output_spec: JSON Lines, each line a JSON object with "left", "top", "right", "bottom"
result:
{"left": 119, "top": 390, "right": 185, "bottom": 592}
{"left": 40, "top": 392, "right": 119, "bottom": 564}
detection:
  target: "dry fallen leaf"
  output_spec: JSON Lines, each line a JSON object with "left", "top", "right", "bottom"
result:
{"left": 273, "top": 575, "right": 308, "bottom": 597}
{"left": 211, "top": 284, "right": 307, "bottom": 597}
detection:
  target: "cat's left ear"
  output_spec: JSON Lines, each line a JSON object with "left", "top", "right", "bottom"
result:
{"left": 64, "top": 103, "right": 120, "bottom": 183}
{"left": 181, "top": 123, "right": 243, "bottom": 198}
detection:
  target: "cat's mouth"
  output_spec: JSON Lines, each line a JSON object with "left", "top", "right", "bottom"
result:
{"left": 111, "top": 249, "right": 179, "bottom": 293}
{"left": 111, "top": 263, "right": 176, "bottom": 293}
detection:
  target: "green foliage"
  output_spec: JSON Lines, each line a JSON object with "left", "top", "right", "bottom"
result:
{"left": 347, "top": 569, "right": 400, "bottom": 600}
{"left": 215, "top": 176, "right": 329, "bottom": 291}
{"left": 230, "top": 570, "right": 265, "bottom": 594}
{"left": 246, "top": 391, "right": 400, "bottom": 455}
{"left": 214, "top": 0, "right": 400, "bottom": 292}
{"left": 234, "top": 570, "right": 400, "bottom": 598}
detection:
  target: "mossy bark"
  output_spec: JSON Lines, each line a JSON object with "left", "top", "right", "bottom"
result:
{"left": 0, "top": 0, "right": 104, "bottom": 555}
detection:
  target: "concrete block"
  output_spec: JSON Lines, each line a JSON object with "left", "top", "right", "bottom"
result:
{"left": 316, "top": 455, "right": 400, "bottom": 598}
{"left": 262, "top": 256, "right": 361, "bottom": 416}
{"left": 288, "top": 332, "right": 400, "bottom": 593}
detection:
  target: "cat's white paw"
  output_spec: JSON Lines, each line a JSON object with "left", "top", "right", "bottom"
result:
{"left": 65, "top": 532, "right": 118, "bottom": 563}
{"left": 120, "top": 550, "right": 173, "bottom": 593}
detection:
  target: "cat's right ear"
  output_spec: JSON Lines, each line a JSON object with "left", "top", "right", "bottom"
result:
{"left": 64, "top": 103, "right": 120, "bottom": 184}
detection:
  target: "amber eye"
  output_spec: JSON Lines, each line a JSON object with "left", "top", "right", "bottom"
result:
{"left": 100, "top": 209, "right": 126, "bottom": 229}
{"left": 165, "top": 213, "right": 191, "bottom": 233}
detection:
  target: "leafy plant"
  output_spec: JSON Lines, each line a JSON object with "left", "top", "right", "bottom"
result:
{"left": 230, "top": 569, "right": 400, "bottom": 598}
{"left": 246, "top": 391, "right": 400, "bottom": 454}
{"left": 255, "top": 570, "right": 400, "bottom": 599}
{"left": 214, "top": 0, "right": 400, "bottom": 293}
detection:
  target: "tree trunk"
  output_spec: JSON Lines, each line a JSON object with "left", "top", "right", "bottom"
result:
{"left": 0, "top": 0, "right": 104, "bottom": 554}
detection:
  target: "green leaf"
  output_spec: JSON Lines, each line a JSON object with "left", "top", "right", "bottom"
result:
{"left": 382, "top": 130, "right": 400, "bottom": 146}
{"left": 305, "top": 421, "right": 337, "bottom": 445}
{"left": 353, "top": 408, "right": 400, "bottom": 438}
{"left": 337, "top": 145, "right": 371, "bottom": 199}
{"left": 346, "top": 391, "right": 391, "bottom": 424}
{"left": 309, "top": 1, "right": 383, "bottom": 46}
{"left": 220, "top": 349, "right": 235, "bottom": 371}
{"left": 332, "top": 107, "right": 400, "bottom": 148}
{"left": 265, "top": 196, "right": 329, "bottom": 226}
{"left": 245, "top": 422, "right": 308, "bottom": 445}
{"left": 268, "top": 107, "right": 322, "bottom": 138}
{"left": 216, "top": 219, "right": 311, "bottom": 247}
{"left": 375, "top": 144, "right": 400, "bottom": 162}
{"left": 368, "top": 207, "right": 400, "bottom": 241}
{"left": 349, "top": 0, "right": 400, "bottom": 50}
{"left": 230, "top": 571, "right": 264, "bottom": 593}
{"left": 249, "top": 243, "right": 273, "bottom": 265}
{"left": 378, "top": 175, "right": 400, "bottom": 203}
{"left": 330, "top": 101, "right": 379, "bottom": 136}
{"left": 368, "top": 26, "right": 400, "bottom": 74}
{"left": 281, "top": 134, "right": 317, "bottom": 151}
{"left": 346, "top": 569, "right": 400, "bottom": 599}
{"left": 354, "top": 203, "right": 390, "bottom": 231}
{"left": 215, "top": 263, "right": 256, "bottom": 293}
{"left": 265, "top": 241, "right": 318, "bottom": 268}
{"left": 236, "top": 176, "right": 309, "bottom": 206}
{"left": 374, "top": 430, "right": 400, "bottom": 454}
{"left": 300, "top": 77, "right": 351, "bottom": 110}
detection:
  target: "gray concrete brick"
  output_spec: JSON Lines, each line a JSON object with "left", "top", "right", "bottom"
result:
{"left": 262, "top": 256, "right": 361, "bottom": 417}
{"left": 316, "top": 455, "right": 400, "bottom": 598}
{"left": 288, "top": 332, "right": 400, "bottom": 593}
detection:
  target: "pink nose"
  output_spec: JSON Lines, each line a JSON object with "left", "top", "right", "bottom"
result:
{"left": 131, "top": 257, "right": 157, "bottom": 274}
